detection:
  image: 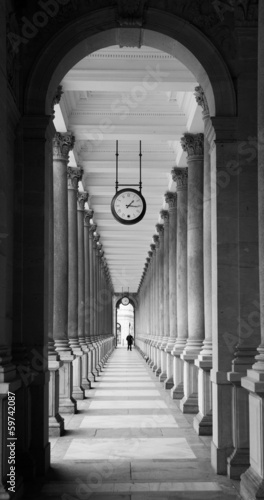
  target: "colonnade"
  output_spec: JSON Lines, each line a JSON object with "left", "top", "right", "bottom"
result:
{"left": 49, "top": 131, "right": 115, "bottom": 435}
{"left": 135, "top": 77, "right": 264, "bottom": 499}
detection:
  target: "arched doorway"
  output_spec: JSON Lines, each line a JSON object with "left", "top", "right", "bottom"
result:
{"left": 19, "top": 3, "right": 239, "bottom": 488}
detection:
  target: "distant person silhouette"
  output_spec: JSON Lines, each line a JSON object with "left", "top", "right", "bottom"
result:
{"left": 126, "top": 334, "right": 134, "bottom": 351}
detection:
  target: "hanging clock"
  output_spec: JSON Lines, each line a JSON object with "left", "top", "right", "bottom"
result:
{"left": 111, "top": 141, "right": 147, "bottom": 226}
{"left": 111, "top": 188, "right": 146, "bottom": 225}
{"left": 121, "top": 296, "right": 130, "bottom": 306}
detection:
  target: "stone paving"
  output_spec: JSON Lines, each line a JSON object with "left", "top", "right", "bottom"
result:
{"left": 24, "top": 347, "right": 242, "bottom": 500}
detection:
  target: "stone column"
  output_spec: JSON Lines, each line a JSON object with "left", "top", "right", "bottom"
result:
{"left": 180, "top": 133, "right": 204, "bottom": 414}
{"left": 241, "top": 1, "right": 264, "bottom": 497}
{"left": 193, "top": 87, "right": 213, "bottom": 436}
{"left": 53, "top": 132, "right": 76, "bottom": 414}
{"left": 77, "top": 193, "right": 90, "bottom": 391}
{"left": 89, "top": 223, "right": 97, "bottom": 380}
{"left": 67, "top": 167, "right": 84, "bottom": 401}
{"left": 159, "top": 209, "right": 170, "bottom": 382}
{"left": 84, "top": 210, "right": 94, "bottom": 385}
{"left": 152, "top": 234, "right": 160, "bottom": 371}
{"left": 155, "top": 223, "right": 164, "bottom": 376}
{"left": 164, "top": 192, "right": 177, "bottom": 390}
{"left": 171, "top": 168, "right": 188, "bottom": 400}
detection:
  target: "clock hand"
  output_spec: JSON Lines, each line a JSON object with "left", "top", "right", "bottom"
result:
{"left": 126, "top": 201, "right": 134, "bottom": 208}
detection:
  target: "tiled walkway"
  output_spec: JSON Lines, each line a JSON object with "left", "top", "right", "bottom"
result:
{"left": 26, "top": 347, "right": 242, "bottom": 500}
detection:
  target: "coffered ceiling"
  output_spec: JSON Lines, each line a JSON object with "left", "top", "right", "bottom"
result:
{"left": 54, "top": 45, "right": 203, "bottom": 293}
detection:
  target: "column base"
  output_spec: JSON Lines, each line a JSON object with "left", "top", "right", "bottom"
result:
{"left": 241, "top": 466, "right": 264, "bottom": 500}
{"left": 72, "top": 386, "right": 85, "bottom": 400}
{"left": 152, "top": 364, "right": 157, "bottom": 372}
{"left": 211, "top": 440, "right": 233, "bottom": 475}
{"left": 193, "top": 411, "right": 212, "bottom": 436}
{"left": 159, "top": 371, "right": 167, "bottom": 383}
{"left": 227, "top": 448, "right": 250, "bottom": 480}
{"left": 155, "top": 367, "right": 161, "bottom": 377}
{"left": 88, "top": 372, "right": 96, "bottom": 384}
{"left": 164, "top": 377, "right": 174, "bottom": 390}
{"left": 171, "top": 382, "right": 184, "bottom": 400}
{"left": 81, "top": 378, "right": 91, "bottom": 390}
{"left": 59, "top": 398, "right": 77, "bottom": 414}
{"left": 49, "top": 414, "right": 65, "bottom": 437}
{"left": 180, "top": 392, "right": 198, "bottom": 414}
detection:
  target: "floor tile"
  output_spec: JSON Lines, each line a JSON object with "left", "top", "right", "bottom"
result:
{"left": 63, "top": 437, "right": 196, "bottom": 460}
{"left": 80, "top": 415, "right": 178, "bottom": 428}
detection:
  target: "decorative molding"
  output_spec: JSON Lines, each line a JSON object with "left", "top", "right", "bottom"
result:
{"left": 67, "top": 167, "right": 83, "bottom": 189}
{"left": 150, "top": 243, "right": 156, "bottom": 253}
{"left": 165, "top": 191, "right": 177, "bottom": 210}
{"left": 194, "top": 85, "right": 210, "bottom": 116}
{"left": 52, "top": 85, "right": 63, "bottom": 117}
{"left": 180, "top": 133, "right": 204, "bottom": 158}
{"left": 116, "top": 0, "right": 148, "bottom": 27}
{"left": 53, "top": 132, "right": 75, "bottom": 161}
{"left": 160, "top": 209, "right": 169, "bottom": 223}
{"left": 87, "top": 51, "right": 174, "bottom": 60}
{"left": 72, "top": 111, "right": 186, "bottom": 118}
{"left": 77, "top": 191, "right": 89, "bottom": 210}
{"left": 171, "top": 167, "right": 188, "bottom": 191}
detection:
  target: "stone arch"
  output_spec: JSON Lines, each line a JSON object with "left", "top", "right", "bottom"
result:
{"left": 24, "top": 7, "right": 236, "bottom": 118}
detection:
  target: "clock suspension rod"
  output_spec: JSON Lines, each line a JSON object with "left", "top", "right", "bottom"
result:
{"left": 116, "top": 140, "right": 119, "bottom": 192}
{"left": 139, "top": 140, "right": 142, "bottom": 193}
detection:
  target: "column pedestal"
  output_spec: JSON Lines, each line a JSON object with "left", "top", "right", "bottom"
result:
{"left": 171, "top": 352, "right": 184, "bottom": 399}
{"left": 180, "top": 356, "right": 199, "bottom": 414}
{"left": 240, "top": 371, "right": 264, "bottom": 499}
{"left": 48, "top": 353, "right": 64, "bottom": 436}
{"left": 193, "top": 356, "right": 212, "bottom": 435}
{"left": 164, "top": 352, "right": 174, "bottom": 389}
{"left": 70, "top": 343, "right": 85, "bottom": 400}
{"left": 58, "top": 350, "right": 77, "bottom": 414}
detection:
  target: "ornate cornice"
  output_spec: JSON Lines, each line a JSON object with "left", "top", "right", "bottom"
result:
{"left": 77, "top": 191, "right": 89, "bottom": 211}
{"left": 53, "top": 132, "right": 75, "bottom": 162}
{"left": 67, "top": 167, "right": 83, "bottom": 190}
{"left": 52, "top": 85, "right": 63, "bottom": 118}
{"left": 171, "top": 167, "right": 188, "bottom": 191}
{"left": 194, "top": 85, "right": 210, "bottom": 117}
{"left": 160, "top": 209, "right": 169, "bottom": 224}
{"left": 117, "top": 0, "right": 148, "bottom": 27}
{"left": 180, "top": 133, "right": 204, "bottom": 158}
{"left": 165, "top": 192, "right": 177, "bottom": 210}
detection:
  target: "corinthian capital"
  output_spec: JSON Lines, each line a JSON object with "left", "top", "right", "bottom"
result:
{"left": 160, "top": 209, "right": 169, "bottom": 224}
{"left": 67, "top": 167, "right": 83, "bottom": 190}
{"left": 194, "top": 85, "right": 209, "bottom": 116}
{"left": 52, "top": 85, "right": 63, "bottom": 117}
{"left": 77, "top": 191, "right": 89, "bottom": 211}
{"left": 84, "top": 209, "right": 94, "bottom": 226}
{"left": 89, "top": 224, "right": 97, "bottom": 235}
{"left": 171, "top": 167, "right": 188, "bottom": 191}
{"left": 181, "top": 133, "right": 204, "bottom": 158}
{"left": 53, "top": 132, "right": 75, "bottom": 161}
{"left": 165, "top": 192, "right": 177, "bottom": 210}
{"left": 153, "top": 234, "right": 159, "bottom": 248}
{"left": 156, "top": 223, "right": 164, "bottom": 236}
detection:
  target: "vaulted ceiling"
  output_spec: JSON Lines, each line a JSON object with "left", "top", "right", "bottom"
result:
{"left": 54, "top": 46, "right": 203, "bottom": 293}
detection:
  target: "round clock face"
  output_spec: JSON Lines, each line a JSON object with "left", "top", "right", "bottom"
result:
{"left": 111, "top": 189, "right": 146, "bottom": 225}
{"left": 121, "top": 296, "right": 130, "bottom": 306}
